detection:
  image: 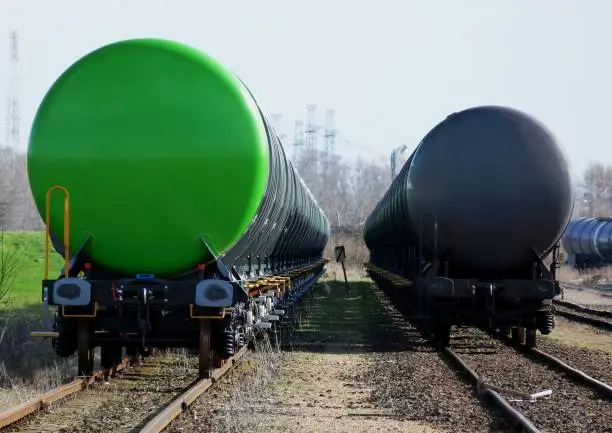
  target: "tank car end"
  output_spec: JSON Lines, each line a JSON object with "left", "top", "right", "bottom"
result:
{"left": 364, "top": 105, "right": 572, "bottom": 347}
{"left": 39, "top": 241, "right": 327, "bottom": 377}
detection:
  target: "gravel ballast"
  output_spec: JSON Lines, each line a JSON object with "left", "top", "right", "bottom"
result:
{"left": 172, "top": 280, "right": 513, "bottom": 433}
{"left": 6, "top": 353, "right": 198, "bottom": 433}
{"left": 536, "top": 337, "right": 612, "bottom": 385}
{"left": 450, "top": 327, "right": 612, "bottom": 433}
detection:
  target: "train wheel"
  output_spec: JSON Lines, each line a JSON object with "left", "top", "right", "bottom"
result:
{"left": 499, "top": 327, "right": 511, "bottom": 339}
{"left": 433, "top": 319, "right": 451, "bottom": 347}
{"left": 511, "top": 326, "right": 526, "bottom": 345}
{"left": 101, "top": 345, "right": 123, "bottom": 371}
{"left": 77, "top": 319, "right": 94, "bottom": 376}
{"left": 199, "top": 319, "right": 211, "bottom": 378}
{"left": 213, "top": 353, "right": 225, "bottom": 368}
{"left": 525, "top": 328, "right": 537, "bottom": 348}
{"left": 125, "top": 345, "right": 140, "bottom": 365}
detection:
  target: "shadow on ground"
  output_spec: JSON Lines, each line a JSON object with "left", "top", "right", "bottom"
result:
{"left": 284, "top": 279, "right": 436, "bottom": 354}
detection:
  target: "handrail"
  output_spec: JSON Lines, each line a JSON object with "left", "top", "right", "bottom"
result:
{"left": 418, "top": 212, "right": 439, "bottom": 277}
{"left": 44, "top": 185, "right": 70, "bottom": 279}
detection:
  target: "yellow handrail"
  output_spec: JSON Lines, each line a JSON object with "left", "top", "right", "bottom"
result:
{"left": 44, "top": 185, "right": 70, "bottom": 279}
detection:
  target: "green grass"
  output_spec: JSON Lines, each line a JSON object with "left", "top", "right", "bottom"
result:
{"left": 0, "top": 231, "right": 63, "bottom": 308}
{"left": 293, "top": 279, "right": 399, "bottom": 346}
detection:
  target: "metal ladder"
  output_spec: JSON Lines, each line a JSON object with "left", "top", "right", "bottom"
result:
{"left": 44, "top": 185, "right": 70, "bottom": 279}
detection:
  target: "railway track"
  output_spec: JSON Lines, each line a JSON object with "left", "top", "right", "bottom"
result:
{"left": 139, "top": 345, "right": 249, "bottom": 433}
{"left": 1, "top": 277, "right": 314, "bottom": 433}
{"left": 0, "top": 346, "right": 251, "bottom": 433}
{"left": 367, "top": 277, "right": 612, "bottom": 433}
{"left": 428, "top": 326, "right": 611, "bottom": 432}
{"left": 0, "top": 348, "right": 251, "bottom": 433}
{"left": 440, "top": 326, "right": 612, "bottom": 433}
{"left": 553, "top": 298, "right": 612, "bottom": 331}
{"left": 0, "top": 357, "right": 132, "bottom": 430}
{"left": 442, "top": 347, "right": 541, "bottom": 433}
{"left": 524, "top": 344, "right": 612, "bottom": 398}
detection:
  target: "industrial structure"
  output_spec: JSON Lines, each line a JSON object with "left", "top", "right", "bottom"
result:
{"left": 270, "top": 105, "right": 337, "bottom": 161}
{"left": 4, "top": 30, "right": 20, "bottom": 149}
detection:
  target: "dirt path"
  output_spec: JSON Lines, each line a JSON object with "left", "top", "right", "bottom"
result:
{"left": 173, "top": 280, "right": 510, "bottom": 433}
{"left": 262, "top": 352, "right": 438, "bottom": 433}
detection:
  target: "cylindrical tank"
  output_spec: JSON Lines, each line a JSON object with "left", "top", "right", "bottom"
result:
{"left": 364, "top": 152, "right": 418, "bottom": 250}
{"left": 365, "top": 105, "right": 574, "bottom": 272}
{"left": 28, "top": 38, "right": 330, "bottom": 277}
{"left": 562, "top": 217, "right": 612, "bottom": 262}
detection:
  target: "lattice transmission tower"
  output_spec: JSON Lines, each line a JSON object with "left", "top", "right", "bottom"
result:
{"left": 323, "top": 109, "right": 337, "bottom": 154}
{"left": 304, "top": 104, "right": 320, "bottom": 149}
{"left": 5, "top": 31, "right": 20, "bottom": 149}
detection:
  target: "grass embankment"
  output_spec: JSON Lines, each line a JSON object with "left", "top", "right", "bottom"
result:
{"left": 0, "top": 231, "right": 63, "bottom": 308}
{"left": 0, "top": 231, "right": 72, "bottom": 410}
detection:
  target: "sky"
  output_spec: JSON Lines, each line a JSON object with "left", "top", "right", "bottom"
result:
{"left": 0, "top": 0, "right": 610, "bottom": 181}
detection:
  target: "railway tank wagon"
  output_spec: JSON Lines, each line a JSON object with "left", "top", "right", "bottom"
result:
{"left": 364, "top": 105, "right": 573, "bottom": 346}
{"left": 562, "top": 217, "right": 612, "bottom": 269}
{"left": 28, "top": 38, "right": 330, "bottom": 377}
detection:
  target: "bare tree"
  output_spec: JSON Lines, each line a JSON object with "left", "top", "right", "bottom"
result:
{"left": 351, "top": 156, "right": 390, "bottom": 226}
{"left": 0, "top": 147, "right": 18, "bottom": 227}
{"left": 292, "top": 146, "right": 392, "bottom": 267}
{"left": 577, "top": 162, "right": 612, "bottom": 218}
{"left": 294, "top": 147, "right": 360, "bottom": 227}
{"left": 0, "top": 147, "right": 43, "bottom": 231}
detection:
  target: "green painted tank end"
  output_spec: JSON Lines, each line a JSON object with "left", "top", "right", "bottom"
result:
{"left": 27, "top": 38, "right": 270, "bottom": 276}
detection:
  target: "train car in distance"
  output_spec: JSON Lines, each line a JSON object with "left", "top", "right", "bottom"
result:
{"left": 562, "top": 217, "right": 612, "bottom": 269}
{"left": 28, "top": 38, "right": 330, "bottom": 377}
{"left": 364, "top": 105, "right": 574, "bottom": 346}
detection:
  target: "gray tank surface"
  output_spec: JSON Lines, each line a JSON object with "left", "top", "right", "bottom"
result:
{"left": 406, "top": 105, "right": 573, "bottom": 271}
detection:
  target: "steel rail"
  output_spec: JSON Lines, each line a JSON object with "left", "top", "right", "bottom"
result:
{"left": 442, "top": 347, "right": 542, "bottom": 433}
{"left": 552, "top": 301, "right": 612, "bottom": 331}
{"left": 491, "top": 330, "right": 612, "bottom": 399}
{"left": 140, "top": 345, "right": 250, "bottom": 433}
{"left": 553, "top": 299, "right": 612, "bottom": 319}
{"left": 0, "top": 357, "right": 131, "bottom": 429}
{"left": 528, "top": 347, "right": 612, "bottom": 398}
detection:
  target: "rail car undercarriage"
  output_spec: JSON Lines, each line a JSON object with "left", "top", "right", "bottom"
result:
{"left": 366, "top": 261, "right": 559, "bottom": 347}
{"left": 36, "top": 249, "right": 327, "bottom": 378}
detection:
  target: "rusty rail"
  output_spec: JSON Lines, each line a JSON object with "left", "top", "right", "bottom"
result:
{"left": 528, "top": 347, "right": 612, "bottom": 398}
{"left": 0, "top": 379, "right": 84, "bottom": 429}
{"left": 0, "top": 357, "right": 131, "bottom": 430}
{"left": 552, "top": 299, "right": 612, "bottom": 331}
{"left": 140, "top": 346, "right": 250, "bottom": 433}
{"left": 491, "top": 329, "right": 612, "bottom": 399}
{"left": 442, "top": 347, "right": 542, "bottom": 433}
{"left": 553, "top": 299, "right": 612, "bottom": 319}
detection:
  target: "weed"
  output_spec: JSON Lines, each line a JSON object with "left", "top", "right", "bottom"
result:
{"left": 557, "top": 265, "right": 612, "bottom": 284}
